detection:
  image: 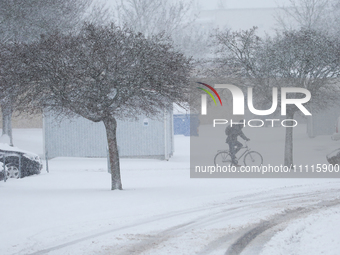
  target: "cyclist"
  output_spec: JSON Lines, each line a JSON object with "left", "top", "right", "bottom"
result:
{"left": 226, "top": 122, "right": 250, "bottom": 166}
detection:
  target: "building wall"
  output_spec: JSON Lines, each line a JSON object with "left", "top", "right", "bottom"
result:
{"left": 44, "top": 111, "right": 173, "bottom": 159}
{"left": 0, "top": 112, "right": 42, "bottom": 128}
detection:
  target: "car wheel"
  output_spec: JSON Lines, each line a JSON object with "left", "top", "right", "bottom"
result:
{"left": 5, "top": 164, "right": 20, "bottom": 179}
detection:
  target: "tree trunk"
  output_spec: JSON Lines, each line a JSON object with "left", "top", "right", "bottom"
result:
{"left": 284, "top": 109, "right": 295, "bottom": 166}
{"left": 103, "top": 116, "right": 122, "bottom": 190}
{"left": 1, "top": 101, "right": 13, "bottom": 146}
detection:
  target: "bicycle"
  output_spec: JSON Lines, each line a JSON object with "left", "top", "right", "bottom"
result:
{"left": 214, "top": 141, "right": 263, "bottom": 167}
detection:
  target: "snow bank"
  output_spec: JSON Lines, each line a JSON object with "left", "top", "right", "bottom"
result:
{"left": 0, "top": 142, "right": 39, "bottom": 157}
{"left": 261, "top": 207, "right": 340, "bottom": 255}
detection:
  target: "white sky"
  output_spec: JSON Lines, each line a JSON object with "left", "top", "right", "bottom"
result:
{"left": 102, "top": 0, "right": 293, "bottom": 10}
{"left": 198, "top": 0, "right": 291, "bottom": 9}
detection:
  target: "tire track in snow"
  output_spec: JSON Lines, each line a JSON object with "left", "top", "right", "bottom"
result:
{"left": 224, "top": 199, "right": 340, "bottom": 255}
{"left": 24, "top": 186, "right": 340, "bottom": 255}
{"left": 102, "top": 189, "right": 340, "bottom": 255}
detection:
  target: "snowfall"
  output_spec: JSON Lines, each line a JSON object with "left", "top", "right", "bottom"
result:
{"left": 1, "top": 124, "right": 340, "bottom": 255}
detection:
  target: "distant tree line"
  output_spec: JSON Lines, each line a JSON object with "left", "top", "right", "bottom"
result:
{"left": 206, "top": 0, "right": 340, "bottom": 166}
{"left": 2, "top": 0, "right": 340, "bottom": 189}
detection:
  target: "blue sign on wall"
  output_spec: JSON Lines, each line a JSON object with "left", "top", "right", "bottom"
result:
{"left": 174, "top": 114, "right": 199, "bottom": 136}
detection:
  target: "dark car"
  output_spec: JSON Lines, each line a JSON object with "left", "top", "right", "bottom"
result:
{"left": 0, "top": 143, "right": 43, "bottom": 180}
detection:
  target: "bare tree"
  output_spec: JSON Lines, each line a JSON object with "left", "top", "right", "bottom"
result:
{"left": 0, "top": 43, "right": 25, "bottom": 145}
{"left": 116, "top": 0, "right": 194, "bottom": 37}
{"left": 0, "top": 0, "right": 94, "bottom": 145}
{"left": 115, "top": 0, "right": 211, "bottom": 60}
{"left": 216, "top": 0, "right": 227, "bottom": 9}
{"left": 275, "top": 0, "right": 331, "bottom": 31}
{"left": 212, "top": 28, "right": 340, "bottom": 166}
{"left": 85, "top": 2, "right": 114, "bottom": 26}
{"left": 22, "top": 24, "right": 192, "bottom": 190}
{"left": 173, "top": 23, "right": 211, "bottom": 59}
{"left": 0, "top": 0, "right": 92, "bottom": 43}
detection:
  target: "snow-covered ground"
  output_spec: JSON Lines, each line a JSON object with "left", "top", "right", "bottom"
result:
{"left": 260, "top": 206, "right": 340, "bottom": 255}
{"left": 1, "top": 126, "right": 340, "bottom": 255}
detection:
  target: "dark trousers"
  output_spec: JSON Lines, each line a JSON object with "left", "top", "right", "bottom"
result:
{"left": 228, "top": 140, "right": 243, "bottom": 164}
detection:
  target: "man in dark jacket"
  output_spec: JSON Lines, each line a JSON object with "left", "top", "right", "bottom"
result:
{"left": 226, "top": 123, "right": 250, "bottom": 166}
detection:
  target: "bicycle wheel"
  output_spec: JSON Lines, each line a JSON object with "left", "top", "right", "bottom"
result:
{"left": 243, "top": 151, "right": 263, "bottom": 167}
{"left": 214, "top": 151, "right": 233, "bottom": 167}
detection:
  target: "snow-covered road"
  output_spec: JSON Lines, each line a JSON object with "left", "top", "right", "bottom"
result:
{"left": 86, "top": 184, "right": 340, "bottom": 255}
{"left": 1, "top": 127, "right": 340, "bottom": 255}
